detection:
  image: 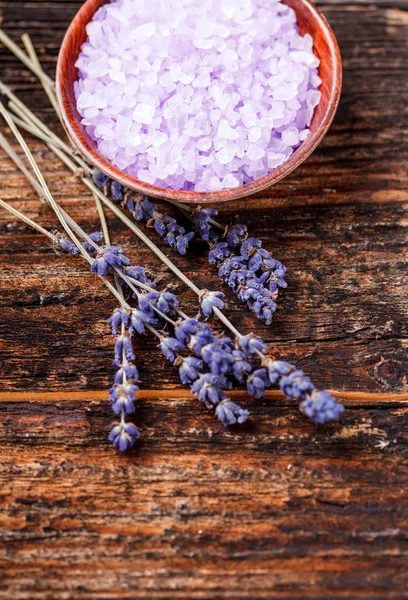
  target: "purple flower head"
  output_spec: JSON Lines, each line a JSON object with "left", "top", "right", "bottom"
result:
{"left": 160, "top": 336, "right": 185, "bottom": 363}
{"left": 239, "top": 334, "right": 266, "bottom": 357}
{"left": 215, "top": 399, "right": 250, "bottom": 426}
{"left": 109, "top": 422, "right": 140, "bottom": 452}
{"left": 193, "top": 207, "right": 219, "bottom": 241}
{"left": 58, "top": 237, "right": 79, "bottom": 254}
{"left": 109, "top": 382, "right": 138, "bottom": 415}
{"left": 251, "top": 294, "right": 278, "bottom": 325}
{"left": 200, "top": 290, "right": 225, "bottom": 317}
{"left": 114, "top": 363, "right": 139, "bottom": 384}
{"left": 218, "top": 255, "right": 245, "bottom": 277}
{"left": 301, "top": 390, "right": 344, "bottom": 424}
{"left": 111, "top": 180, "right": 125, "bottom": 202}
{"left": 125, "top": 265, "right": 156, "bottom": 288}
{"left": 262, "top": 257, "right": 288, "bottom": 288}
{"left": 201, "top": 339, "right": 234, "bottom": 375}
{"left": 134, "top": 196, "right": 157, "bottom": 221}
{"left": 247, "top": 368, "right": 269, "bottom": 399}
{"left": 226, "top": 268, "right": 250, "bottom": 291}
{"left": 191, "top": 372, "right": 227, "bottom": 406}
{"left": 175, "top": 231, "right": 195, "bottom": 255}
{"left": 157, "top": 291, "right": 179, "bottom": 315}
{"left": 123, "top": 335, "right": 136, "bottom": 362}
{"left": 279, "top": 370, "right": 315, "bottom": 402}
{"left": 189, "top": 325, "right": 216, "bottom": 356}
{"left": 147, "top": 212, "right": 195, "bottom": 255}
{"left": 108, "top": 308, "right": 130, "bottom": 335}
{"left": 174, "top": 319, "right": 202, "bottom": 346}
{"left": 152, "top": 213, "right": 172, "bottom": 237}
{"left": 225, "top": 224, "right": 248, "bottom": 248}
{"left": 178, "top": 356, "right": 203, "bottom": 385}
{"left": 240, "top": 237, "right": 263, "bottom": 260}
{"left": 92, "top": 170, "right": 110, "bottom": 188}
{"left": 113, "top": 337, "right": 124, "bottom": 366}
{"left": 91, "top": 246, "right": 130, "bottom": 276}
{"left": 231, "top": 350, "right": 252, "bottom": 383}
{"left": 266, "top": 360, "right": 293, "bottom": 385}
{"left": 130, "top": 309, "right": 155, "bottom": 334}
{"left": 138, "top": 292, "right": 160, "bottom": 317}
{"left": 113, "top": 335, "right": 135, "bottom": 365}
{"left": 82, "top": 231, "right": 103, "bottom": 254}
{"left": 208, "top": 242, "right": 231, "bottom": 265}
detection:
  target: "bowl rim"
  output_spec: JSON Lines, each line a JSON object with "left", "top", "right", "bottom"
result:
{"left": 56, "top": 0, "right": 342, "bottom": 204}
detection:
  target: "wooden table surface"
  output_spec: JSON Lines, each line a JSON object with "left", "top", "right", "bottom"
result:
{"left": 0, "top": 1, "right": 407, "bottom": 598}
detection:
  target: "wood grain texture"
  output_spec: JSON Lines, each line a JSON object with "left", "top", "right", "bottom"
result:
{"left": 0, "top": 1, "right": 407, "bottom": 598}
{"left": 56, "top": 0, "right": 342, "bottom": 203}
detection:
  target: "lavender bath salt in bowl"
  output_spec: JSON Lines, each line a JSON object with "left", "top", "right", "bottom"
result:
{"left": 57, "top": 0, "right": 342, "bottom": 203}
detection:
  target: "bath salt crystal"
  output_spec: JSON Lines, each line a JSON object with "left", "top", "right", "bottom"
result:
{"left": 222, "top": 174, "right": 240, "bottom": 188}
{"left": 75, "top": 0, "right": 322, "bottom": 191}
{"left": 132, "top": 103, "right": 155, "bottom": 125}
{"left": 216, "top": 142, "right": 236, "bottom": 165}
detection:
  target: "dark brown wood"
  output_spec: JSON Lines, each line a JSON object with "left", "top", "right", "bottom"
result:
{"left": 0, "top": 1, "right": 407, "bottom": 598}
{"left": 56, "top": 0, "right": 342, "bottom": 204}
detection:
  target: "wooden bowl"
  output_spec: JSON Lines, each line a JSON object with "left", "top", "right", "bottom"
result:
{"left": 56, "top": 0, "right": 342, "bottom": 205}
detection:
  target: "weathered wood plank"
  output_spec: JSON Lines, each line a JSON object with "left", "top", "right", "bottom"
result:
{"left": 0, "top": 1, "right": 407, "bottom": 599}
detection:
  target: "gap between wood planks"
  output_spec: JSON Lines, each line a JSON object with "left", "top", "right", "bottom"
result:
{"left": 0, "top": 389, "right": 406, "bottom": 407}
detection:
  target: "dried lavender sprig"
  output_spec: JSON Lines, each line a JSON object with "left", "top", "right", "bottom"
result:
{"left": 0, "top": 67, "right": 344, "bottom": 424}
{"left": 93, "top": 177, "right": 196, "bottom": 257}
{"left": 0, "top": 197, "right": 141, "bottom": 448}
{"left": 0, "top": 109, "right": 146, "bottom": 448}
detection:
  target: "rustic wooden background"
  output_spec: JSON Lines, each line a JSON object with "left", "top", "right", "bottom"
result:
{"left": 0, "top": 0, "right": 407, "bottom": 598}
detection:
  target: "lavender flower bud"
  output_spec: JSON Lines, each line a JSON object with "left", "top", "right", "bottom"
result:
{"left": 82, "top": 231, "right": 103, "bottom": 254}
{"left": 123, "top": 335, "right": 136, "bottom": 362}
{"left": 188, "top": 326, "right": 216, "bottom": 356}
{"left": 231, "top": 350, "right": 252, "bottom": 383}
{"left": 108, "top": 308, "right": 130, "bottom": 335}
{"left": 114, "top": 364, "right": 139, "bottom": 384}
{"left": 200, "top": 290, "right": 225, "bottom": 317}
{"left": 279, "top": 370, "right": 315, "bottom": 402}
{"left": 265, "top": 359, "right": 344, "bottom": 423}
{"left": 91, "top": 246, "right": 130, "bottom": 276}
{"left": 246, "top": 368, "right": 269, "bottom": 399}
{"left": 301, "top": 391, "right": 344, "bottom": 424}
{"left": 113, "top": 337, "right": 124, "bottom": 366}
{"left": 174, "top": 319, "right": 202, "bottom": 346}
{"left": 192, "top": 207, "right": 218, "bottom": 241}
{"left": 239, "top": 334, "right": 266, "bottom": 357}
{"left": 130, "top": 309, "right": 153, "bottom": 334}
{"left": 266, "top": 360, "right": 293, "bottom": 384}
{"left": 225, "top": 224, "right": 248, "bottom": 248}
{"left": 58, "top": 237, "right": 79, "bottom": 254}
{"left": 138, "top": 292, "right": 160, "bottom": 317}
{"left": 111, "top": 180, "right": 125, "bottom": 202}
{"left": 201, "top": 339, "right": 234, "bottom": 375}
{"left": 175, "top": 231, "right": 195, "bottom": 255}
{"left": 178, "top": 356, "right": 203, "bottom": 385}
{"left": 109, "top": 422, "right": 140, "bottom": 452}
{"left": 160, "top": 336, "right": 185, "bottom": 362}
{"left": 215, "top": 399, "right": 249, "bottom": 426}
{"left": 125, "top": 266, "right": 156, "bottom": 288}
{"left": 191, "top": 373, "right": 227, "bottom": 406}
{"left": 92, "top": 170, "right": 110, "bottom": 188}
{"left": 109, "top": 383, "right": 138, "bottom": 414}
{"left": 134, "top": 197, "right": 157, "bottom": 221}
{"left": 157, "top": 291, "right": 179, "bottom": 315}
{"left": 208, "top": 242, "right": 231, "bottom": 265}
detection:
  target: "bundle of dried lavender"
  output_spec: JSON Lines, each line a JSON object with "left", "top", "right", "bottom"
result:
{"left": 0, "top": 30, "right": 345, "bottom": 452}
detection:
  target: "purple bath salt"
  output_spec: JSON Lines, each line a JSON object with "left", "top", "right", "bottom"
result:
{"left": 75, "top": 0, "right": 322, "bottom": 192}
